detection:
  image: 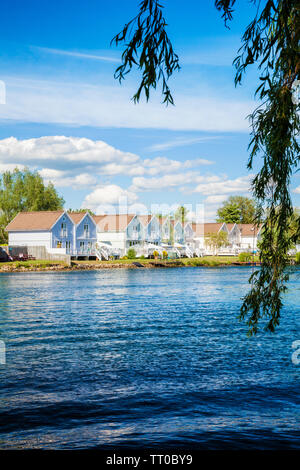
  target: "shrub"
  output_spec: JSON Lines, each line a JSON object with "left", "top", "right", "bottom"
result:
{"left": 127, "top": 248, "right": 136, "bottom": 259}
{"left": 162, "top": 250, "right": 168, "bottom": 259}
{"left": 153, "top": 250, "right": 159, "bottom": 258}
{"left": 140, "top": 255, "right": 145, "bottom": 259}
{"left": 295, "top": 252, "right": 300, "bottom": 264}
{"left": 238, "top": 252, "right": 252, "bottom": 262}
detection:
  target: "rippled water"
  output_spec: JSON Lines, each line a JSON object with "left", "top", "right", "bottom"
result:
{"left": 0, "top": 267, "right": 299, "bottom": 449}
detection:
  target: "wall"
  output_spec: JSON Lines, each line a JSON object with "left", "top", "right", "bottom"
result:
{"left": 75, "top": 213, "right": 97, "bottom": 253}
{"left": 9, "top": 231, "right": 51, "bottom": 249}
{"left": 51, "top": 213, "right": 74, "bottom": 251}
{"left": 8, "top": 245, "right": 71, "bottom": 265}
{"left": 97, "top": 231, "right": 126, "bottom": 252}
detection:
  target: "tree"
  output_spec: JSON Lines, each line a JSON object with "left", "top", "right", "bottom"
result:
{"left": 112, "top": 1, "right": 300, "bottom": 334}
{"left": 205, "top": 231, "right": 229, "bottom": 255}
{"left": 217, "top": 196, "right": 257, "bottom": 224}
{"left": 174, "top": 206, "right": 189, "bottom": 224}
{"left": 68, "top": 208, "right": 95, "bottom": 216}
{"left": 0, "top": 168, "right": 65, "bottom": 243}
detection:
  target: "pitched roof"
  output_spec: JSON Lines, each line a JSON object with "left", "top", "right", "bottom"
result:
{"left": 94, "top": 214, "right": 135, "bottom": 232}
{"left": 226, "top": 223, "right": 236, "bottom": 233}
{"left": 238, "top": 223, "right": 262, "bottom": 236}
{"left": 137, "top": 215, "right": 153, "bottom": 227}
{"left": 191, "top": 223, "right": 204, "bottom": 236}
{"left": 6, "top": 211, "right": 64, "bottom": 231}
{"left": 67, "top": 212, "right": 86, "bottom": 225}
{"left": 93, "top": 215, "right": 107, "bottom": 225}
{"left": 204, "top": 223, "right": 224, "bottom": 234}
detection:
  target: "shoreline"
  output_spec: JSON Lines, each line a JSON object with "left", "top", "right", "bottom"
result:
{"left": 0, "top": 258, "right": 262, "bottom": 273}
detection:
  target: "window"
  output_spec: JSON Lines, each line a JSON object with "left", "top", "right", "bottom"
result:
{"left": 84, "top": 224, "right": 89, "bottom": 237}
{"left": 80, "top": 241, "right": 85, "bottom": 252}
{"left": 61, "top": 222, "right": 67, "bottom": 237}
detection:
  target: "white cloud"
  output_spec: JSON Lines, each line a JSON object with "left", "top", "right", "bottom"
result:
{"left": 130, "top": 172, "right": 198, "bottom": 192}
{"left": 204, "top": 194, "right": 228, "bottom": 204}
{"left": 293, "top": 186, "right": 300, "bottom": 194}
{"left": 0, "top": 136, "right": 139, "bottom": 166}
{"left": 1, "top": 76, "right": 254, "bottom": 131}
{"left": 147, "top": 136, "right": 221, "bottom": 152}
{"left": 194, "top": 175, "right": 253, "bottom": 195}
{"left": 39, "top": 168, "right": 97, "bottom": 188}
{"left": 35, "top": 46, "right": 118, "bottom": 63}
{"left": 82, "top": 184, "right": 138, "bottom": 211}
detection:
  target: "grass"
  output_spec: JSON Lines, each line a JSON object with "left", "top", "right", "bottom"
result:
{"left": 0, "top": 256, "right": 262, "bottom": 271}
{"left": 73, "top": 256, "right": 260, "bottom": 267}
{"left": 0, "top": 259, "right": 67, "bottom": 269}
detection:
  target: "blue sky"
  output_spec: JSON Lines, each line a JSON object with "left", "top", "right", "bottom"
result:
{"left": 0, "top": 0, "right": 299, "bottom": 220}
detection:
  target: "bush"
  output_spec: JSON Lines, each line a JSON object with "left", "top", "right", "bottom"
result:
{"left": 238, "top": 252, "right": 252, "bottom": 262}
{"left": 295, "top": 252, "right": 300, "bottom": 264}
{"left": 162, "top": 250, "right": 168, "bottom": 259}
{"left": 153, "top": 250, "right": 159, "bottom": 258}
{"left": 121, "top": 256, "right": 128, "bottom": 260}
{"left": 140, "top": 255, "right": 145, "bottom": 259}
{"left": 127, "top": 248, "right": 136, "bottom": 259}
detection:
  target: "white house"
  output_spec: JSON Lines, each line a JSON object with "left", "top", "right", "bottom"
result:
{"left": 238, "top": 224, "right": 262, "bottom": 251}
{"left": 93, "top": 214, "right": 141, "bottom": 256}
{"left": 6, "top": 210, "right": 97, "bottom": 257}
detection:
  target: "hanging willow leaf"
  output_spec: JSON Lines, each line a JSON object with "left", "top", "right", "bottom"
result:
{"left": 111, "top": 0, "right": 180, "bottom": 105}
{"left": 112, "top": 0, "right": 300, "bottom": 335}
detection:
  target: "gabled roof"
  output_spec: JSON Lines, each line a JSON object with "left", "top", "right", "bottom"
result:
{"left": 171, "top": 219, "right": 183, "bottom": 227}
{"left": 94, "top": 214, "right": 135, "bottom": 232}
{"left": 226, "top": 223, "right": 237, "bottom": 233}
{"left": 67, "top": 212, "right": 86, "bottom": 225}
{"left": 191, "top": 222, "right": 204, "bottom": 236}
{"left": 238, "top": 223, "right": 262, "bottom": 236}
{"left": 204, "top": 223, "right": 225, "bottom": 234}
{"left": 137, "top": 215, "right": 154, "bottom": 227}
{"left": 6, "top": 211, "right": 65, "bottom": 232}
{"left": 158, "top": 215, "right": 170, "bottom": 226}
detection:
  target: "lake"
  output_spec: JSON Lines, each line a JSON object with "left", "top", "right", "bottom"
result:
{"left": 0, "top": 267, "right": 299, "bottom": 449}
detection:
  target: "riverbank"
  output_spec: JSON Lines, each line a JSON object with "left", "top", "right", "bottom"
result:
{"left": 0, "top": 256, "right": 262, "bottom": 272}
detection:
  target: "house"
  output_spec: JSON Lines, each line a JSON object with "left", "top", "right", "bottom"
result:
{"left": 171, "top": 220, "right": 185, "bottom": 245}
{"left": 6, "top": 210, "right": 97, "bottom": 257}
{"left": 238, "top": 224, "right": 262, "bottom": 251}
{"left": 93, "top": 214, "right": 140, "bottom": 256}
{"left": 6, "top": 210, "right": 74, "bottom": 254}
{"left": 159, "top": 216, "right": 172, "bottom": 243}
{"left": 68, "top": 212, "right": 97, "bottom": 255}
{"left": 226, "top": 223, "right": 241, "bottom": 249}
{"left": 184, "top": 222, "right": 194, "bottom": 247}
{"left": 137, "top": 215, "right": 161, "bottom": 245}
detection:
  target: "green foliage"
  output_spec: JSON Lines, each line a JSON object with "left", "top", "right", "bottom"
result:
{"left": 205, "top": 231, "right": 229, "bottom": 253}
{"left": 295, "top": 252, "right": 300, "bottom": 264}
{"left": 174, "top": 206, "right": 189, "bottom": 224}
{"left": 217, "top": 196, "right": 257, "bottom": 224}
{"left": 140, "top": 255, "right": 145, "bottom": 259}
{"left": 153, "top": 250, "right": 159, "bottom": 258}
{"left": 127, "top": 248, "right": 136, "bottom": 259}
{"left": 239, "top": 252, "right": 252, "bottom": 262}
{"left": 111, "top": 0, "right": 180, "bottom": 105}
{"left": 0, "top": 167, "right": 65, "bottom": 243}
{"left": 162, "top": 250, "right": 168, "bottom": 259}
{"left": 114, "top": 0, "right": 300, "bottom": 334}
{"left": 68, "top": 208, "right": 95, "bottom": 216}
